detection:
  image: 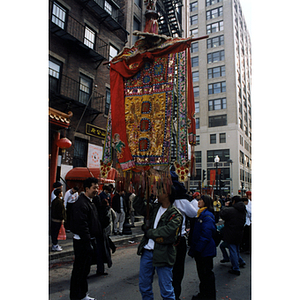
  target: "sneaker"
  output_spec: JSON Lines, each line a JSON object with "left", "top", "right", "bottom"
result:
{"left": 81, "top": 295, "right": 96, "bottom": 300}
{"left": 52, "top": 244, "right": 63, "bottom": 251}
{"left": 220, "top": 259, "right": 230, "bottom": 263}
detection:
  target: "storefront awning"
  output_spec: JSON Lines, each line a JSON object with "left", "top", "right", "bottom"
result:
{"left": 65, "top": 167, "right": 115, "bottom": 183}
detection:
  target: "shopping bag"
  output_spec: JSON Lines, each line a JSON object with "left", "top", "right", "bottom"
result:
{"left": 57, "top": 222, "right": 66, "bottom": 240}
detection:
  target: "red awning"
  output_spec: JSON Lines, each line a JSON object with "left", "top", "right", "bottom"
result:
{"left": 65, "top": 167, "right": 115, "bottom": 183}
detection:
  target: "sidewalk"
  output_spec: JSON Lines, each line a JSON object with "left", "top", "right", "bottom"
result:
{"left": 49, "top": 219, "right": 144, "bottom": 264}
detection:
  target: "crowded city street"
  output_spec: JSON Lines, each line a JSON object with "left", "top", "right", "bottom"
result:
{"left": 49, "top": 221, "right": 250, "bottom": 300}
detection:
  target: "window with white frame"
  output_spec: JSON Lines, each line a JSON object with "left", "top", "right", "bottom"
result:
{"left": 84, "top": 26, "right": 96, "bottom": 49}
{"left": 109, "top": 44, "right": 118, "bottom": 61}
{"left": 105, "top": 1, "right": 112, "bottom": 14}
{"left": 195, "top": 101, "right": 200, "bottom": 113}
{"left": 49, "top": 58, "right": 62, "bottom": 93}
{"left": 52, "top": 2, "right": 67, "bottom": 29}
{"left": 79, "top": 74, "right": 92, "bottom": 104}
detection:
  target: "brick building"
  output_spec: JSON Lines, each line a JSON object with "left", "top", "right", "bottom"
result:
{"left": 49, "top": 0, "right": 185, "bottom": 197}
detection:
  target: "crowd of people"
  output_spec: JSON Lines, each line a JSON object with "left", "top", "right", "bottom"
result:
{"left": 49, "top": 176, "right": 252, "bottom": 300}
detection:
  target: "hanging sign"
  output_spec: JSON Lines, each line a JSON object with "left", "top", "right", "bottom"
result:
{"left": 86, "top": 123, "right": 106, "bottom": 139}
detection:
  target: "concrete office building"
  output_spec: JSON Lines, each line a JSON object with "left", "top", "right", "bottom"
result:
{"left": 188, "top": 0, "right": 252, "bottom": 195}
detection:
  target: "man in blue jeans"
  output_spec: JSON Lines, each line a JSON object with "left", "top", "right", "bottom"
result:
{"left": 133, "top": 185, "right": 182, "bottom": 300}
{"left": 220, "top": 195, "right": 246, "bottom": 275}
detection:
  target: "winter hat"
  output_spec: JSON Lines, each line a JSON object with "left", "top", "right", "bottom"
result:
{"left": 193, "top": 192, "right": 200, "bottom": 199}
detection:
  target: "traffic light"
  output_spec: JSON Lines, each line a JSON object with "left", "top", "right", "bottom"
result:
{"left": 220, "top": 180, "right": 225, "bottom": 188}
{"left": 202, "top": 169, "right": 206, "bottom": 181}
{"left": 220, "top": 170, "right": 223, "bottom": 180}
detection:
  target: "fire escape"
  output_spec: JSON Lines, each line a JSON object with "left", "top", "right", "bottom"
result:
{"left": 156, "top": 0, "right": 183, "bottom": 37}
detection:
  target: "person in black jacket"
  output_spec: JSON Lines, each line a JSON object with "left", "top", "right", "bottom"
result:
{"left": 220, "top": 195, "right": 246, "bottom": 276}
{"left": 69, "top": 177, "right": 101, "bottom": 300}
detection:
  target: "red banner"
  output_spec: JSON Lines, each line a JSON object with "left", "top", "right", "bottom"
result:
{"left": 210, "top": 169, "right": 216, "bottom": 186}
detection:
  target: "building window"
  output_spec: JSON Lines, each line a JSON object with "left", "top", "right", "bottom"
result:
{"left": 240, "top": 150, "right": 244, "bottom": 164}
{"left": 206, "top": 7, "right": 223, "bottom": 20}
{"left": 134, "top": 0, "right": 142, "bottom": 7}
{"left": 207, "top": 149, "right": 230, "bottom": 162}
{"left": 73, "top": 138, "right": 88, "bottom": 167}
{"left": 208, "top": 66, "right": 225, "bottom": 79}
{"left": 51, "top": 2, "right": 67, "bottom": 29}
{"left": 206, "top": 0, "right": 221, "bottom": 6}
{"left": 239, "top": 117, "right": 243, "bottom": 129}
{"left": 104, "top": 0, "right": 112, "bottom": 14}
{"left": 190, "top": 1, "right": 198, "bottom": 12}
{"left": 133, "top": 17, "right": 141, "bottom": 44}
{"left": 195, "top": 101, "right": 199, "bottom": 113}
{"left": 109, "top": 44, "right": 118, "bottom": 61}
{"left": 196, "top": 135, "right": 200, "bottom": 145}
{"left": 208, "top": 82, "right": 226, "bottom": 94}
{"left": 190, "top": 15, "right": 198, "bottom": 25}
{"left": 190, "top": 28, "right": 198, "bottom": 37}
{"left": 79, "top": 74, "right": 92, "bottom": 104}
{"left": 219, "top": 133, "right": 226, "bottom": 143}
{"left": 206, "top": 21, "right": 223, "bottom": 34}
{"left": 49, "top": 57, "right": 62, "bottom": 93}
{"left": 192, "top": 71, "right": 199, "bottom": 82}
{"left": 105, "top": 89, "right": 111, "bottom": 115}
{"left": 208, "top": 114, "right": 227, "bottom": 127}
{"left": 240, "top": 134, "right": 243, "bottom": 146}
{"left": 191, "top": 56, "right": 199, "bottom": 67}
{"left": 84, "top": 26, "right": 96, "bottom": 49}
{"left": 207, "top": 50, "right": 225, "bottom": 63}
{"left": 210, "top": 134, "right": 216, "bottom": 144}
{"left": 195, "top": 151, "right": 202, "bottom": 163}
{"left": 194, "top": 86, "right": 199, "bottom": 98}
{"left": 207, "top": 35, "right": 224, "bottom": 48}
{"left": 191, "top": 42, "right": 199, "bottom": 53}
{"left": 196, "top": 118, "right": 200, "bottom": 129}
{"left": 208, "top": 98, "right": 226, "bottom": 111}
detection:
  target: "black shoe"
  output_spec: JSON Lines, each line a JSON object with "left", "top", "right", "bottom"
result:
{"left": 228, "top": 269, "right": 240, "bottom": 276}
{"left": 96, "top": 272, "right": 108, "bottom": 276}
{"left": 113, "top": 232, "right": 117, "bottom": 235}
{"left": 119, "top": 232, "right": 123, "bottom": 236}
{"left": 220, "top": 259, "right": 230, "bottom": 263}
{"left": 239, "top": 262, "right": 246, "bottom": 268}
{"left": 191, "top": 294, "right": 201, "bottom": 300}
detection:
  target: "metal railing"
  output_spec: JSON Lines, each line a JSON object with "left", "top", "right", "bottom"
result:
{"left": 50, "top": 74, "right": 105, "bottom": 112}
{"left": 50, "top": 2, "right": 108, "bottom": 60}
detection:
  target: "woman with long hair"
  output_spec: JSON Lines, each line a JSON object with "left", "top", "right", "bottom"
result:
{"left": 188, "top": 195, "right": 216, "bottom": 300}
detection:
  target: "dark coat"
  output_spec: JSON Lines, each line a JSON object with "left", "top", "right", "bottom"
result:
{"left": 189, "top": 209, "right": 216, "bottom": 258}
{"left": 220, "top": 201, "right": 246, "bottom": 245}
{"left": 51, "top": 197, "right": 66, "bottom": 221}
{"left": 70, "top": 192, "right": 102, "bottom": 242}
{"left": 112, "top": 192, "right": 129, "bottom": 214}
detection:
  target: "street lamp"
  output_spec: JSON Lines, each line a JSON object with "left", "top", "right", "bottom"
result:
{"left": 214, "top": 155, "right": 220, "bottom": 196}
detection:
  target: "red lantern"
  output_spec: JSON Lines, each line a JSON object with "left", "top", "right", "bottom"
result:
{"left": 56, "top": 137, "right": 72, "bottom": 153}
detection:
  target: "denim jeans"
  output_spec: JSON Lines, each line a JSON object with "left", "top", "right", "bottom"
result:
{"left": 228, "top": 244, "right": 246, "bottom": 271}
{"left": 139, "top": 249, "right": 175, "bottom": 300}
{"left": 220, "top": 241, "right": 230, "bottom": 261}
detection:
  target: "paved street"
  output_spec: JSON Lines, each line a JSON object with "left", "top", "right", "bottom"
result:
{"left": 49, "top": 241, "right": 250, "bottom": 300}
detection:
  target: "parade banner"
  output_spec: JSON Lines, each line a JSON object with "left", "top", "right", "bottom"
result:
{"left": 210, "top": 169, "right": 216, "bottom": 186}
